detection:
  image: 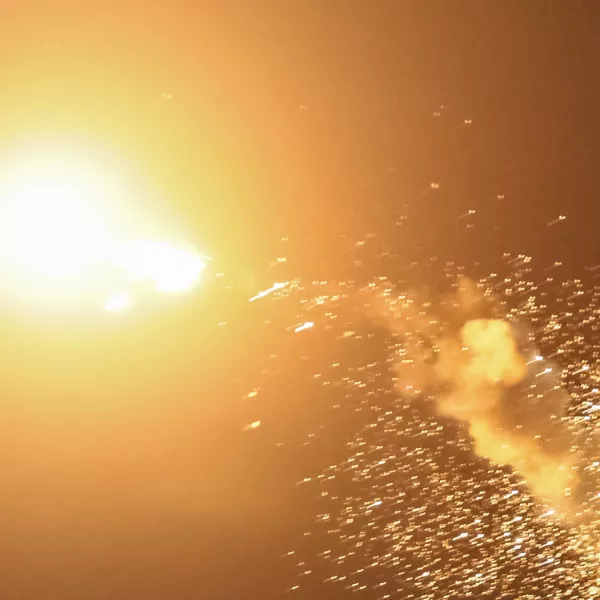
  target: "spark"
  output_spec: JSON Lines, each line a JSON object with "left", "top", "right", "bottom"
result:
{"left": 294, "top": 321, "right": 314, "bottom": 333}
{"left": 243, "top": 420, "right": 262, "bottom": 431}
{"left": 249, "top": 282, "right": 289, "bottom": 302}
{"left": 526, "top": 355, "right": 544, "bottom": 364}
{"left": 548, "top": 215, "right": 567, "bottom": 226}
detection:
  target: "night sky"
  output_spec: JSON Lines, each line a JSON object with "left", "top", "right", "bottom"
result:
{"left": 0, "top": 2, "right": 600, "bottom": 599}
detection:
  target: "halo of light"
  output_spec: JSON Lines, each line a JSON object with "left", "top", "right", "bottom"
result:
{"left": 112, "top": 239, "right": 207, "bottom": 294}
{"left": 103, "top": 291, "right": 133, "bottom": 312}
{"left": 0, "top": 139, "right": 209, "bottom": 312}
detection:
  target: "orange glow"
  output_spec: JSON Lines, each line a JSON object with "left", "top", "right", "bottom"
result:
{"left": 0, "top": 4, "right": 311, "bottom": 596}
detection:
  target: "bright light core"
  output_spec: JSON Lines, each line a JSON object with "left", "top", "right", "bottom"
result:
{"left": 114, "top": 239, "right": 207, "bottom": 294}
{"left": 0, "top": 141, "right": 208, "bottom": 311}
{"left": 0, "top": 156, "right": 113, "bottom": 279}
{"left": 104, "top": 291, "right": 133, "bottom": 313}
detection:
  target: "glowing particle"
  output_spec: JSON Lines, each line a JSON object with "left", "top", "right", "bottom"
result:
{"left": 249, "top": 282, "right": 288, "bottom": 302}
{"left": 294, "top": 321, "right": 314, "bottom": 333}
{"left": 548, "top": 215, "right": 567, "bottom": 226}
{"left": 243, "top": 421, "right": 261, "bottom": 431}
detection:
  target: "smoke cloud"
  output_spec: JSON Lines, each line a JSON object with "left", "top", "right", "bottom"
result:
{"left": 380, "top": 278, "right": 577, "bottom": 509}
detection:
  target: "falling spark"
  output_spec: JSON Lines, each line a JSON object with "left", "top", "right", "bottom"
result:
{"left": 294, "top": 321, "right": 314, "bottom": 333}
{"left": 548, "top": 215, "right": 567, "bottom": 226}
{"left": 249, "top": 282, "right": 289, "bottom": 302}
{"left": 526, "top": 355, "right": 545, "bottom": 365}
{"left": 243, "top": 420, "right": 261, "bottom": 431}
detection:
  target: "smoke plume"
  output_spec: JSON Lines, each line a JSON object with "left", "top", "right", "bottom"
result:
{"left": 380, "top": 277, "right": 577, "bottom": 509}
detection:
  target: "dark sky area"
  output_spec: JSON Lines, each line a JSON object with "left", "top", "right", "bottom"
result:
{"left": 0, "top": 2, "right": 599, "bottom": 599}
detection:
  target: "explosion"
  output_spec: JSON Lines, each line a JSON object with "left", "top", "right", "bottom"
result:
{"left": 0, "top": 139, "right": 209, "bottom": 312}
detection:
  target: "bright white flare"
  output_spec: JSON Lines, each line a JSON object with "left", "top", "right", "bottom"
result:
{"left": 0, "top": 157, "right": 112, "bottom": 278}
{"left": 0, "top": 143, "right": 208, "bottom": 310}
{"left": 113, "top": 239, "right": 207, "bottom": 294}
{"left": 103, "top": 291, "right": 133, "bottom": 313}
